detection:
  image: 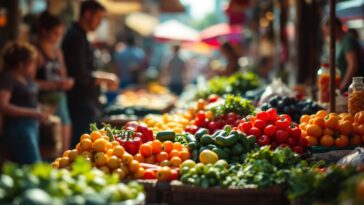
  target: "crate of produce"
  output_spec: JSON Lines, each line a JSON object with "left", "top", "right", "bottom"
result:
{"left": 170, "top": 182, "right": 289, "bottom": 205}
{"left": 134, "top": 180, "right": 172, "bottom": 204}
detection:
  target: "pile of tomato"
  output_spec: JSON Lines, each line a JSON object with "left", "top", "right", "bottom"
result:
{"left": 236, "top": 108, "right": 308, "bottom": 154}
{"left": 300, "top": 110, "right": 364, "bottom": 147}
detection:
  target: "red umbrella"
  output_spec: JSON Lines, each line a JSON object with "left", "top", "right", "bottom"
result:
{"left": 200, "top": 24, "right": 243, "bottom": 47}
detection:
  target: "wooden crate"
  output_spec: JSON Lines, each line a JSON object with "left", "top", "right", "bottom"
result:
{"left": 170, "top": 183, "right": 289, "bottom": 205}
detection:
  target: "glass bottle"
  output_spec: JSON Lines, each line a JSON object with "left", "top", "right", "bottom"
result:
{"left": 317, "top": 63, "right": 341, "bottom": 104}
{"left": 348, "top": 77, "right": 364, "bottom": 115}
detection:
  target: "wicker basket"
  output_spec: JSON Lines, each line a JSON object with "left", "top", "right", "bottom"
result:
{"left": 170, "top": 182, "right": 289, "bottom": 205}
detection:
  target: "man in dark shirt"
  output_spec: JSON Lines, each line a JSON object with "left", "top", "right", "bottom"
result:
{"left": 62, "top": 1, "right": 118, "bottom": 147}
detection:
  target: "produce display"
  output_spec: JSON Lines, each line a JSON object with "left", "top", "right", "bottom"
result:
{"left": 260, "top": 96, "right": 323, "bottom": 123}
{"left": 196, "top": 72, "right": 260, "bottom": 98}
{"left": 236, "top": 109, "right": 308, "bottom": 153}
{"left": 299, "top": 110, "right": 364, "bottom": 147}
{"left": 180, "top": 147, "right": 305, "bottom": 188}
{"left": 0, "top": 158, "right": 144, "bottom": 205}
{"left": 185, "top": 126, "right": 258, "bottom": 163}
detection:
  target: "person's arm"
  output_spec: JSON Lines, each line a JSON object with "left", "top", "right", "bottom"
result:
{"left": 340, "top": 51, "right": 359, "bottom": 91}
{"left": 36, "top": 80, "right": 62, "bottom": 91}
{"left": 57, "top": 49, "right": 68, "bottom": 78}
{"left": 0, "top": 89, "right": 44, "bottom": 120}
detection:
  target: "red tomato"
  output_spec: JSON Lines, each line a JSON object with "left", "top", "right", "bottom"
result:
{"left": 293, "top": 146, "right": 304, "bottom": 154}
{"left": 143, "top": 169, "right": 156, "bottom": 179}
{"left": 258, "top": 135, "right": 270, "bottom": 146}
{"left": 264, "top": 125, "right": 277, "bottom": 138}
{"left": 227, "top": 112, "right": 239, "bottom": 120}
{"left": 288, "top": 137, "right": 297, "bottom": 148}
{"left": 239, "top": 122, "right": 253, "bottom": 133}
{"left": 253, "top": 119, "right": 266, "bottom": 131}
{"left": 298, "top": 137, "right": 309, "bottom": 147}
{"left": 266, "top": 108, "right": 278, "bottom": 121}
{"left": 270, "top": 140, "right": 278, "bottom": 149}
{"left": 275, "top": 115, "right": 291, "bottom": 130}
{"left": 276, "top": 130, "right": 289, "bottom": 143}
{"left": 248, "top": 127, "right": 262, "bottom": 138}
{"left": 256, "top": 111, "right": 269, "bottom": 122}
{"left": 197, "top": 111, "right": 206, "bottom": 120}
{"left": 170, "top": 169, "right": 179, "bottom": 180}
{"left": 208, "top": 121, "right": 218, "bottom": 131}
{"left": 208, "top": 94, "right": 219, "bottom": 103}
{"left": 227, "top": 117, "right": 237, "bottom": 125}
{"left": 289, "top": 125, "right": 301, "bottom": 139}
{"left": 195, "top": 119, "right": 208, "bottom": 128}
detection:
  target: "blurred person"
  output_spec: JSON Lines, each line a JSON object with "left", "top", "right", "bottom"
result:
{"left": 220, "top": 42, "right": 240, "bottom": 76}
{"left": 114, "top": 35, "right": 145, "bottom": 89}
{"left": 62, "top": 0, "right": 118, "bottom": 148}
{"left": 36, "top": 11, "right": 74, "bottom": 152}
{"left": 0, "top": 41, "right": 47, "bottom": 164}
{"left": 162, "top": 44, "right": 187, "bottom": 95}
{"left": 323, "top": 17, "right": 364, "bottom": 92}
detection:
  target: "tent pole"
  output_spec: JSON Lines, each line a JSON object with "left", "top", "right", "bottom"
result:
{"left": 329, "top": 0, "right": 336, "bottom": 112}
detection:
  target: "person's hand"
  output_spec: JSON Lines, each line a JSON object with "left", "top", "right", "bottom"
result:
{"left": 60, "top": 78, "right": 74, "bottom": 91}
{"left": 33, "top": 111, "right": 48, "bottom": 123}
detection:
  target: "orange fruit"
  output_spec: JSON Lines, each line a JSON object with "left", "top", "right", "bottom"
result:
{"left": 205, "top": 111, "right": 213, "bottom": 120}
{"left": 162, "top": 141, "right": 173, "bottom": 153}
{"left": 169, "top": 150, "right": 180, "bottom": 159}
{"left": 68, "top": 149, "right": 78, "bottom": 162}
{"left": 306, "top": 125, "right": 322, "bottom": 138}
{"left": 160, "top": 160, "right": 171, "bottom": 167}
{"left": 111, "top": 141, "right": 120, "bottom": 147}
{"left": 102, "top": 136, "right": 110, "bottom": 141}
{"left": 134, "top": 167, "right": 145, "bottom": 179}
{"left": 156, "top": 166, "right": 172, "bottom": 181}
{"left": 92, "top": 138, "right": 109, "bottom": 153}
{"left": 119, "top": 164, "right": 129, "bottom": 176}
{"left": 140, "top": 144, "right": 153, "bottom": 157}
{"left": 196, "top": 99, "right": 205, "bottom": 110}
{"left": 299, "top": 123, "right": 308, "bottom": 131}
{"left": 134, "top": 153, "right": 145, "bottom": 163}
{"left": 80, "top": 134, "right": 91, "bottom": 141}
{"left": 325, "top": 116, "right": 339, "bottom": 129}
{"left": 156, "top": 151, "right": 169, "bottom": 163}
{"left": 170, "top": 157, "right": 182, "bottom": 167}
{"left": 335, "top": 135, "right": 350, "bottom": 148}
{"left": 63, "top": 150, "right": 71, "bottom": 157}
{"left": 122, "top": 153, "right": 133, "bottom": 165}
{"left": 313, "top": 117, "right": 325, "bottom": 128}
{"left": 151, "top": 140, "right": 163, "bottom": 154}
{"left": 342, "top": 114, "right": 354, "bottom": 122}
{"left": 306, "top": 135, "right": 318, "bottom": 146}
{"left": 113, "top": 146, "right": 125, "bottom": 158}
{"left": 320, "top": 135, "right": 334, "bottom": 147}
{"left": 323, "top": 128, "right": 334, "bottom": 136}
{"left": 51, "top": 162, "right": 59, "bottom": 168}
{"left": 76, "top": 143, "right": 82, "bottom": 153}
{"left": 173, "top": 142, "right": 183, "bottom": 151}
{"left": 106, "top": 149, "right": 114, "bottom": 156}
{"left": 80, "top": 139, "right": 93, "bottom": 151}
{"left": 351, "top": 135, "right": 362, "bottom": 146}
{"left": 316, "top": 110, "right": 328, "bottom": 118}
{"left": 357, "top": 124, "right": 364, "bottom": 136}
{"left": 94, "top": 152, "right": 108, "bottom": 166}
{"left": 90, "top": 131, "right": 102, "bottom": 142}
{"left": 107, "top": 155, "right": 120, "bottom": 169}
{"left": 338, "top": 120, "right": 353, "bottom": 135}
{"left": 300, "top": 115, "right": 310, "bottom": 124}
{"left": 128, "top": 160, "right": 140, "bottom": 173}
{"left": 81, "top": 151, "right": 92, "bottom": 158}
{"left": 113, "top": 168, "right": 126, "bottom": 180}
{"left": 58, "top": 157, "right": 70, "bottom": 168}
{"left": 55, "top": 158, "right": 62, "bottom": 163}
{"left": 145, "top": 155, "right": 156, "bottom": 164}
{"left": 180, "top": 150, "right": 190, "bottom": 161}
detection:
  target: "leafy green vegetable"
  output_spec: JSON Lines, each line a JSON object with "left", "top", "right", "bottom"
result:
{"left": 210, "top": 94, "right": 255, "bottom": 117}
{"left": 197, "top": 72, "right": 260, "bottom": 98}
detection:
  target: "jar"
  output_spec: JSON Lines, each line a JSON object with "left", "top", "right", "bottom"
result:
{"left": 348, "top": 77, "right": 364, "bottom": 115}
{"left": 317, "top": 63, "right": 341, "bottom": 104}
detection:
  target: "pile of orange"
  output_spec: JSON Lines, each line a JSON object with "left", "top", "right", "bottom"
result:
{"left": 51, "top": 130, "right": 144, "bottom": 180}
{"left": 134, "top": 140, "right": 191, "bottom": 167}
{"left": 300, "top": 110, "right": 364, "bottom": 147}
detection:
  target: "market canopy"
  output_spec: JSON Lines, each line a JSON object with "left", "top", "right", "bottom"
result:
{"left": 153, "top": 20, "right": 200, "bottom": 42}
{"left": 336, "top": 0, "right": 364, "bottom": 20}
{"left": 200, "top": 23, "right": 243, "bottom": 47}
{"left": 99, "top": 0, "right": 142, "bottom": 15}
{"left": 125, "top": 12, "right": 159, "bottom": 36}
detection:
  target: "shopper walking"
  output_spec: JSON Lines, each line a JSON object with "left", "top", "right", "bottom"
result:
{"left": 0, "top": 41, "right": 47, "bottom": 164}
{"left": 62, "top": 0, "right": 118, "bottom": 148}
{"left": 36, "top": 11, "right": 73, "bottom": 152}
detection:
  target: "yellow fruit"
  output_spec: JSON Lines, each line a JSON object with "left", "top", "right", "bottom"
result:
{"left": 113, "top": 146, "right": 125, "bottom": 158}
{"left": 92, "top": 138, "right": 109, "bottom": 153}
{"left": 63, "top": 150, "right": 71, "bottom": 157}
{"left": 80, "top": 134, "right": 90, "bottom": 141}
{"left": 99, "top": 166, "right": 111, "bottom": 174}
{"left": 68, "top": 149, "right": 78, "bottom": 162}
{"left": 80, "top": 139, "right": 93, "bottom": 151}
{"left": 94, "top": 152, "right": 108, "bottom": 166}
{"left": 306, "top": 125, "right": 322, "bottom": 138}
{"left": 199, "top": 150, "right": 219, "bottom": 165}
{"left": 51, "top": 162, "right": 59, "bottom": 168}
{"left": 107, "top": 156, "right": 120, "bottom": 169}
{"left": 113, "top": 168, "right": 126, "bottom": 180}
{"left": 58, "top": 157, "right": 70, "bottom": 168}
{"left": 90, "top": 131, "right": 102, "bottom": 142}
